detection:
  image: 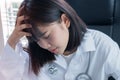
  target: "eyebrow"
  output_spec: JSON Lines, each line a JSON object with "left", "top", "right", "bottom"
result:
{"left": 32, "top": 26, "right": 48, "bottom": 40}
{"left": 32, "top": 31, "right": 47, "bottom": 42}
{"left": 38, "top": 31, "right": 47, "bottom": 38}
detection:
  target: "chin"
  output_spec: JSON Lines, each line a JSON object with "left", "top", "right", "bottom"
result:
{"left": 57, "top": 50, "right": 64, "bottom": 54}
{"left": 57, "top": 48, "right": 66, "bottom": 54}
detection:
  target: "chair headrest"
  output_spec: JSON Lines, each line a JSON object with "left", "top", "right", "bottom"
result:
{"left": 115, "top": 0, "right": 120, "bottom": 18}
{"left": 67, "top": 0, "right": 115, "bottom": 25}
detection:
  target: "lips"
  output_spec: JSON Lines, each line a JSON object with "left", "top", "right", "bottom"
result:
{"left": 49, "top": 48, "right": 57, "bottom": 53}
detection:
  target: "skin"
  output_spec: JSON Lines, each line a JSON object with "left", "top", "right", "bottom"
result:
{"left": 37, "top": 14, "right": 70, "bottom": 54}
{"left": 8, "top": 7, "right": 70, "bottom": 55}
{"left": 8, "top": 7, "right": 32, "bottom": 49}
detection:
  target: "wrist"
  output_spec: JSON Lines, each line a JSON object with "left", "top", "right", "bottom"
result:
{"left": 7, "top": 38, "right": 17, "bottom": 49}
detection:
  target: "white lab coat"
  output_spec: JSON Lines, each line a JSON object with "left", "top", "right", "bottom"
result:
{"left": 0, "top": 29, "right": 120, "bottom": 80}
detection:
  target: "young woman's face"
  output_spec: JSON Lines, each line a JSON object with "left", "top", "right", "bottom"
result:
{"left": 36, "top": 14, "right": 70, "bottom": 54}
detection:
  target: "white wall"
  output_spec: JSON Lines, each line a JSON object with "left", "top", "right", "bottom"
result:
{"left": 0, "top": 8, "right": 4, "bottom": 54}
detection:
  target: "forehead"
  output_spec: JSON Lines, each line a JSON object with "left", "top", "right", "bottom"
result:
{"left": 32, "top": 23, "right": 54, "bottom": 38}
{"left": 32, "top": 21, "right": 61, "bottom": 41}
{"left": 36, "top": 22, "right": 59, "bottom": 32}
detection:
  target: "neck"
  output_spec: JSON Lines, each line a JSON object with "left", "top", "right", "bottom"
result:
{"left": 63, "top": 48, "right": 77, "bottom": 56}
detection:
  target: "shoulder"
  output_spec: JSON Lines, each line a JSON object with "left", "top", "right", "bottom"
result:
{"left": 86, "top": 29, "right": 113, "bottom": 42}
{"left": 86, "top": 29, "right": 117, "bottom": 47}
{"left": 84, "top": 29, "right": 120, "bottom": 57}
{"left": 80, "top": 28, "right": 120, "bottom": 55}
{"left": 77, "top": 28, "right": 118, "bottom": 53}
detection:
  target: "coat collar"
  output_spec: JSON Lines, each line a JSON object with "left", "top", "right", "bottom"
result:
{"left": 79, "top": 30, "right": 96, "bottom": 53}
{"left": 54, "top": 29, "right": 96, "bottom": 69}
{"left": 54, "top": 54, "right": 67, "bottom": 69}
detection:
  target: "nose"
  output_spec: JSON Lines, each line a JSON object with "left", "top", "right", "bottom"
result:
{"left": 37, "top": 39, "right": 51, "bottom": 49}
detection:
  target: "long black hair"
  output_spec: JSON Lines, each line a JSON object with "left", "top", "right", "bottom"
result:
{"left": 18, "top": 0, "right": 87, "bottom": 75}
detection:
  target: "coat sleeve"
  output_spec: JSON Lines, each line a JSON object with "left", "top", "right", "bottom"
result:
{"left": 0, "top": 42, "right": 29, "bottom": 80}
{"left": 105, "top": 42, "right": 120, "bottom": 80}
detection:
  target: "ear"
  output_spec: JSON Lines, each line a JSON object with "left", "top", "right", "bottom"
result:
{"left": 61, "top": 14, "right": 70, "bottom": 28}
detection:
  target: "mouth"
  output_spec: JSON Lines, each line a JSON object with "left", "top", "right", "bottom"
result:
{"left": 49, "top": 48, "right": 58, "bottom": 53}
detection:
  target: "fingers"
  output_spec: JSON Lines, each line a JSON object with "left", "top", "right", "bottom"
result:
{"left": 19, "top": 31, "right": 32, "bottom": 37}
{"left": 16, "top": 5, "right": 29, "bottom": 26}
{"left": 14, "top": 23, "right": 32, "bottom": 38}
{"left": 16, "top": 15, "right": 29, "bottom": 26}
{"left": 17, "top": 5, "right": 24, "bottom": 17}
{"left": 16, "top": 15, "right": 24, "bottom": 26}
{"left": 15, "top": 14, "right": 32, "bottom": 37}
{"left": 16, "top": 24, "right": 32, "bottom": 31}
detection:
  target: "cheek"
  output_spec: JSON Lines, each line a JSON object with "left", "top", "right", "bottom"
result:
{"left": 51, "top": 32, "right": 67, "bottom": 46}
{"left": 49, "top": 34, "right": 60, "bottom": 46}
{"left": 48, "top": 32, "right": 62, "bottom": 46}
{"left": 49, "top": 26, "right": 69, "bottom": 47}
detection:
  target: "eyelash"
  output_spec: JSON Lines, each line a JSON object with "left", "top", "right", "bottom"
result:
{"left": 43, "top": 34, "right": 50, "bottom": 39}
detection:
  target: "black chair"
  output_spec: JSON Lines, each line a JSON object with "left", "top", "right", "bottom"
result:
{"left": 66, "top": 0, "right": 120, "bottom": 80}
{"left": 112, "top": 0, "right": 120, "bottom": 47}
{"left": 66, "top": 0, "right": 120, "bottom": 47}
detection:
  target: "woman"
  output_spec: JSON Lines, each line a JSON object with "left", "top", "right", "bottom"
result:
{"left": 0, "top": 0, "right": 120, "bottom": 80}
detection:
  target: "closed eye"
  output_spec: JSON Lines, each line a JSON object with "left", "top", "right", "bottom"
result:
{"left": 43, "top": 32, "right": 51, "bottom": 39}
{"left": 43, "top": 35, "right": 50, "bottom": 39}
